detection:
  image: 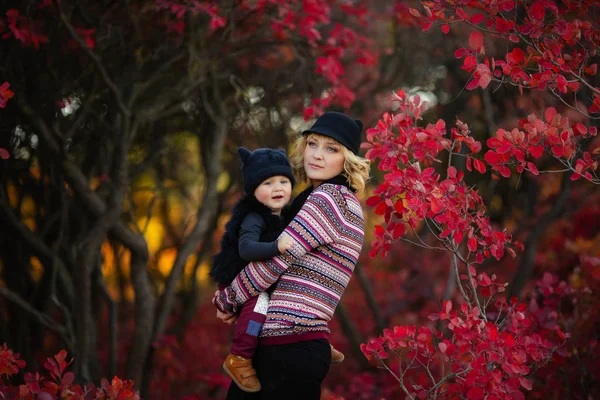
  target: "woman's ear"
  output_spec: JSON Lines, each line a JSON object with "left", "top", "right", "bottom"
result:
{"left": 238, "top": 147, "right": 251, "bottom": 165}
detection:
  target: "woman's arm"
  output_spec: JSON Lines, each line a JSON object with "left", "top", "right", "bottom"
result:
{"left": 214, "top": 186, "right": 347, "bottom": 314}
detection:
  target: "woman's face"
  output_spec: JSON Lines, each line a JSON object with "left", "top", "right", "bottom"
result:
{"left": 303, "top": 134, "right": 346, "bottom": 187}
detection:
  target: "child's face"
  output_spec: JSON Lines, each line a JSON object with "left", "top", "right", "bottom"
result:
{"left": 253, "top": 175, "right": 293, "bottom": 215}
{"left": 303, "top": 134, "right": 346, "bottom": 187}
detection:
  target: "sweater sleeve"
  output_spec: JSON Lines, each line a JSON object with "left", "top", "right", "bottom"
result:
{"left": 238, "top": 213, "right": 281, "bottom": 261}
{"left": 215, "top": 187, "right": 346, "bottom": 313}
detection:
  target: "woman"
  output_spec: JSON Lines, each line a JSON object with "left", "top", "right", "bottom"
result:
{"left": 214, "top": 111, "right": 370, "bottom": 400}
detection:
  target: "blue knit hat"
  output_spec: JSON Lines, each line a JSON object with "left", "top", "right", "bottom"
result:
{"left": 302, "top": 111, "right": 363, "bottom": 154}
{"left": 238, "top": 147, "right": 295, "bottom": 194}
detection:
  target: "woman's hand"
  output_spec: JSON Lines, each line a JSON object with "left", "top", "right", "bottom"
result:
{"left": 213, "top": 290, "right": 238, "bottom": 325}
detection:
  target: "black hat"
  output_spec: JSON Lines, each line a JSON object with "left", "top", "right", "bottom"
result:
{"left": 238, "top": 147, "right": 295, "bottom": 194}
{"left": 302, "top": 111, "right": 363, "bottom": 154}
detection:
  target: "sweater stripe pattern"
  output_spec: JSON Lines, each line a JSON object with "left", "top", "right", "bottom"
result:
{"left": 228, "top": 183, "right": 364, "bottom": 342}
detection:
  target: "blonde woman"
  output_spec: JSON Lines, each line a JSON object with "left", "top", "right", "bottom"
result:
{"left": 214, "top": 112, "right": 370, "bottom": 400}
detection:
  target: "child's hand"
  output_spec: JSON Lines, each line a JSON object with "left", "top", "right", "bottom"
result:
{"left": 278, "top": 235, "right": 294, "bottom": 253}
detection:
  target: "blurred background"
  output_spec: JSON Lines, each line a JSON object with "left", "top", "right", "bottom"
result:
{"left": 0, "top": 0, "right": 598, "bottom": 399}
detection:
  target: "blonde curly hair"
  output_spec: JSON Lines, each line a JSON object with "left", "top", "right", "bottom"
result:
{"left": 289, "top": 133, "right": 370, "bottom": 195}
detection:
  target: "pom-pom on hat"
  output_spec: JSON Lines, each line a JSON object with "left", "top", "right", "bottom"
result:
{"left": 238, "top": 147, "right": 295, "bottom": 194}
{"left": 302, "top": 111, "right": 363, "bottom": 154}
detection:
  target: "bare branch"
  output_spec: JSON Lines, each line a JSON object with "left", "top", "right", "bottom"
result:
{"left": 58, "top": 7, "right": 131, "bottom": 117}
{"left": 0, "top": 286, "right": 72, "bottom": 348}
{"left": 0, "top": 198, "right": 74, "bottom": 303}
{"left": 153, "top": 114, "right": 228, "bottom": 339}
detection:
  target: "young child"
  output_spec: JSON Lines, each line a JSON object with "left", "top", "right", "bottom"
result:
{"left": 211, "top": 147, "right": 344, "bottom": 394}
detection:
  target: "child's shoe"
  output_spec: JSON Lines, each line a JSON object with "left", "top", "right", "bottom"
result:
{"left": 223, "top": 353, "right": 261, "bottom": 392}
{"left": 330, "top": 345, "right": 345, "bottom": 364}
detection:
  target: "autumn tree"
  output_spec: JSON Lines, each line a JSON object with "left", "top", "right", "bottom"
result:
{"left": 361, "top": 0, "right": 599, "bottom": 398}
{"left": 0, "top": 0, "right": 379, "bottom": 396}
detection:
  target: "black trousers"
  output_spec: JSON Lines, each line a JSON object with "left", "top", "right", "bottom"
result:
{"left": 226, "top": 338, "right": 331, "bottom": 400}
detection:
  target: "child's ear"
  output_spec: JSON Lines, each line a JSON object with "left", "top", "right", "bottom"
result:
{"left": 238, "top": 147, "right": 251, "bottom": 165}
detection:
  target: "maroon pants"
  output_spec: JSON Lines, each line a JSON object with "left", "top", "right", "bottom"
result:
{"left": 230, "top": 293, "right": 269, "bottom": 358}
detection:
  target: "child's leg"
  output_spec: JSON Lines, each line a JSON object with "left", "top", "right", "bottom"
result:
{"left": 231, "top": 292, "right": 269, "bottom": 358}
{"left": 223, "top": 292, "right": 269, "bottom": 393}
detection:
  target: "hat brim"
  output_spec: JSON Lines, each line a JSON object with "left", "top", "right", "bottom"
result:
{"left": 302, "top": 127, "right": 355, "bottom": 153}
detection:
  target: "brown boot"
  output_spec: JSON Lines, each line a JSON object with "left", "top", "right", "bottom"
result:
{"left": 223, "top": 354, "right": 261, "bottom": 393}
{"left": 330, "top": 345, "right": 345, "bottom": 364}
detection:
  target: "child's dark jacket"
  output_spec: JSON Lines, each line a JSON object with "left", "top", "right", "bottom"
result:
{"left": 210, "top": 195, "right": 287, "bottom": 286}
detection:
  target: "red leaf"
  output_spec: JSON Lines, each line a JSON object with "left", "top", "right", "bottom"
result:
{"left": 527, "top": 162, "right": 539, "bottom": 175}
{"left": 529, "top": 145, "right": 544, "bottom": 158}
{"left": 519, "top": 376, "right": 533, "bottom": 390}
{"left": 62, "top": 371, "right": 75, "bottom": 386}
{"left": 556, "top": 74, "right": 567, "bottom": 94}
{"left": 573, "top": 123, "right": 587, "bottom": 136}
{"left": 430, "top": 197, "right": 444, "bottom": 213}
{"left": 590, "top": 96, "right": 600, "bottom": 113}
{"left": 392, "top": 223, "right": 406, "bottom": 239}
{"left": 468, "top": 32, "right": 484, "bottom": 52}
{"left": 462, "top": 55, "right": 478, "bottom": 72}
{"left": 584, "top": 64, "right": 597, "bottom": 76}
{"left": 484, "top": 150, "right": 500, "bottom": 165}
{"left": 445, "top": 300, "right": 452, "bottom": 314}
{"left": 473, "top": 158, "right": 486, "bottom": 173}
{"left": 506, "top": 48, "right": 525, "bottom": 64}
{"left": 409, "top": 8, "right": 421, "bottom": 17}
{"left": 454, "top": 48, "right": 470, "bottom": 59}
{"left": 498, "top": 165, "right": 511, "bottom": 177}
{"left": 394, "top": 200, "right": 404, "bottom": 214}
{"left": 467, "top": 387, "right": 484, "bottom": 400}
{"left": 442, "top": 24, "right": 450, "bottom": 34}
{"left": 0, "top": 148, "right": 9, "bottom": 159}
{"left": 438, "top": 341, "right": 447, "bottom": 354}
{"left": 567, "top": 81, "right": 580, "bottom": 92}
{"left": 528, "top": 1, "right": 546, "bottom": 20}
{"left": 466, "top": 78, "right": 481, "bottom": 90}
{"left": 468, "top": 237, "right": 477, "bottom": 252}
{"left": 476, "top": 63, "right": 492, "bottom": 89}
{"left": 545, "top": 107, "right": 557, "bottom": 122}
{"left": 471, "top": 14, "right": 485, "bottom": 24}
{"left": 447, "top": 166, "right": 457, "bottom": 178}
{"left": 375, "top": 201, "right": 387, "bottom": 215}
{"left": 551, "top": 145, "right": 564, "bottom": 157}
{"left": 366, "top": 195, "right": 380, "bottom": 207}
{"left": 478, "top": 272, "right": 492, "bottom": 286}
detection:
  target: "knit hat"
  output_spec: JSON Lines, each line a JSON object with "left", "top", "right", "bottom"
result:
{"left": 302, "top": 111, "right": 363, "bottom": 154}
{"left": 238, "top": 147, "right": 295, "bottom": 194}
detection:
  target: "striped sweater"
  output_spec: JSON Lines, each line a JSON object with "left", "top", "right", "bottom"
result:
{"left": 222, "top": 182, "right": 364, "bottom": 345}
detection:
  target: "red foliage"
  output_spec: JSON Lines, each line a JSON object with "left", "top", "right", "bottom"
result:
{"left": 0, "top": 347, "right": 140, "bottom": 400}
{"left": 360, "top": 274, "right": 569, "bottom": 399}
{"left": 408, "top": 0, "right": 600, "bottom": 117}
{"left": 363, "top": 90, "right": 516, "bottom": 262}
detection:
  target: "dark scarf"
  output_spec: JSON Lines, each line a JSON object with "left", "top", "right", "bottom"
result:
{"left": 210, "top": 194, "right": 286, "bottom": 285}
{"left": 284, "top": 174, "right": 354, "bottom": 224}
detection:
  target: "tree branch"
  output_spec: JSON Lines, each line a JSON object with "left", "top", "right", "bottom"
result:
{"left": 58, "top": 7, "right": 131, "bottom": 117}
{"left": 0, "top": 286, "right": 72, "bottom": 348}
{"left": 0, "top": 199, "right": 74, "bottom": 303}
{"left": 153, "top": 115, "right": 228, "bottom": 339}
